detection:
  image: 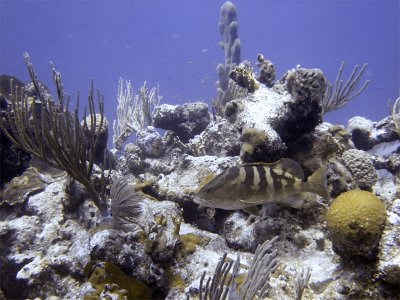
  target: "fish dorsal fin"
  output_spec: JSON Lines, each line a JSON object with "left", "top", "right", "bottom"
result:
{"left": 239, "top": 158, "right": 305, "bottom": 180}
{"left": 273, "top": 158, "right": 305, "bottom": 180}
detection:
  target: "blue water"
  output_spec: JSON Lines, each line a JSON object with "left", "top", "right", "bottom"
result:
{"left": 1, "top": 0, "right": 399, "bottom": 142}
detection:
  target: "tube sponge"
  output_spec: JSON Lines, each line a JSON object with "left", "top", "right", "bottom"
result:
{"left": 326, "top": 190, "right": 386, "bottom": 258}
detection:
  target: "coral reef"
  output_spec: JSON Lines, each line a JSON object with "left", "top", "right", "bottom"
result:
{"left": 0, "top": 75, "right": 32, "bottom": 185}
{"left": 83, "top": 261, "right": 152, "bottom": 299}
{"left": 322, "top": 62, "right": 370, "bottom": 115}
{"left": 0, "top": 177, "right": 91, "bottom": 299}
{"left": 0, "top": 2, "right": 399, "bottom": 299}
{"left": 82, "top": 113, "right": 111, "bottom": 167}
{"left": 137, "top": 126, "right": 166, "bottom": 157}
{"left": 377, "top": 199, "right": 400, "bottom": 284}
{"left": 286, "top": 67, "right": 327, "bottom": 103}
{"left": 213, "top": 1, "right": 246, "bottom": 117}
{"left": 0, "top": 167, "right": 46, "bottom": 207}
{"left": 152, "top": 102, "right": 211, "bottom": 143}
{"left": 240, "top": 127, "right": 286, "bottom": 163}
{"left": 198, "top": 237, "right": 279, "bottom": 300}
{"left": 341, "top": 149, "right": 377, "bottom": 190}
{"left": 0, "top": 54, "right": 109, "bottom": 215}
{"left": 225, "top": 68, "right": 325, "bottom": 160}
{"left": 0, "top": 74, "right": 25, "bottom": 101}
{"left": 256, "top": 53, "right": 275, "bottom": 88}
{"left": 326, "top": 190, "right": 387, "bottom": 258}
{"left": 229, "top": 63, "right": 260, "bottom": 93}
{"left": 113, "top": 80, "right": 161, "bottom": 149}
{"left": 348, "top": 115, "right": 400, "bottom": 150}
{"left": 185, "top": 119, "right": 241, "bottom": 157}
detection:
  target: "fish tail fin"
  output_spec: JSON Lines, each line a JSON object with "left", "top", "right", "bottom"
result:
{"left": 305, "top": 167, "right": 329, "bottom": 200}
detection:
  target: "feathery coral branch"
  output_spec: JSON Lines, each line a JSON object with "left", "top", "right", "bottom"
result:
{"left": 322, "top": 61, "right": 370, "bottom": 114}
{"left": 0, "top": 53, "right": 108, "bottom": 214}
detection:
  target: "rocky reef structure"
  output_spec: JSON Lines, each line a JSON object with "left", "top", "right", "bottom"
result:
{"left": 0, "top": 75, "right": 32, "bottom": 185}
{"left": 256, "top": 54, "right": 276, "bottom": 88}
{"left": 152, "top": 102, "right": 211, "bottom": 143}
{"left": 0, "top": 2, "right": 399, "bottom": 300}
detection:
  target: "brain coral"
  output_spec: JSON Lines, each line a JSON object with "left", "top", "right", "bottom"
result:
{"left": 341, "top": 149, "right": 377, "bottom": 190}
{"left": 326, "top": 190, "right": 386, "bottom": 258}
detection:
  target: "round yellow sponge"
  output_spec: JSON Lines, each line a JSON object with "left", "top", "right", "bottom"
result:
{"left": 326, "top": 190, "right": 387, "bottom": 258}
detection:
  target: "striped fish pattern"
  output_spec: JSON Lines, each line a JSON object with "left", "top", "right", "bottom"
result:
{"left": 195, "top": 158, "right": 328, "bottom": 211}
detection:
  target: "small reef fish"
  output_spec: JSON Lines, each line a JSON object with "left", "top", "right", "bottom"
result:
{"left": 195, "top": 158, "right": 328, "bottom": 213}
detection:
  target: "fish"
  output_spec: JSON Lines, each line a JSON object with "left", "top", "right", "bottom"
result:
{"left": 194, "top": 158, "right": 328, "bottom": 213}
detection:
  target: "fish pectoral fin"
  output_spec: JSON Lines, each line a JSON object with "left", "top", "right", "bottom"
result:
{"left": 281, "top": 193, "right": 307, "bottom": 208}
{"left": 242, "top": 206, "right": 260, "bottom": 216}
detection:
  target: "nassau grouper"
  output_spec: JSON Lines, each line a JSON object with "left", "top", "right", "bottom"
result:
{"left": 194, "top": 158, "right": 328, "bottom": 214}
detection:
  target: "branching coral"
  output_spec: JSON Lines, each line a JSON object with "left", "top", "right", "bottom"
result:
{"left": 113, "top": 79, "right": 161, "bottom": 149}
{"left": 239, "top": 236, "right": 279, "bottom": 300}
{"left": 322, "top": 62, "right": 369, "bottom": 114}
{"left": 199, "top": 252, "right": 238, "bottom": 300}
{"left": 295, "top": 268, "right": 311, "bottom": 300}
{"left": 0, "top": 53, "right": 108, "bottom": 215}
{"left": 199, "top": 236, "right": 279, "bottom": 300}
